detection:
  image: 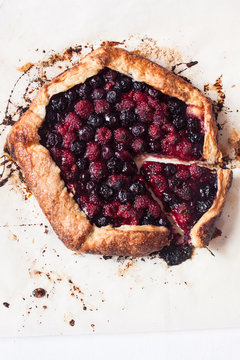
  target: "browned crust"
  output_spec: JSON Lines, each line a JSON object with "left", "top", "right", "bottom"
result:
{"left": 6, "top": 46, "right": 224, "bottom": 255}
{"left": 190, "top": 168, "right": 232, "bottom": 247}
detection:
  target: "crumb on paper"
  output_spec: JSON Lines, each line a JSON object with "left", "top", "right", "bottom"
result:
{"left": 91, "top": 324, "right": 95, "bottom": 332}
{"left": 118, "top": 260, "right": 135, "bottom": 277}
{"left": 69, "top": 319, "right": 75, "bottom": 327}
{"left": 32, "top": 288, "right": 46, "bottom": 298}
{"left": 17, "top": 62, "right": 33, "bottom": 72}
{"left": 3, "top": 302, "right": 10, "bottom": 308}
{"left": 212, "top": 227, "right": 222, "bottom": 239}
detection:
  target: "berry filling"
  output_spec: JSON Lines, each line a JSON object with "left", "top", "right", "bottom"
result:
{"left": 141, "top": 162, "right": 218, "bottom": 237}
{"left": 38, "top": 67, "right": 208, "bottom": 261}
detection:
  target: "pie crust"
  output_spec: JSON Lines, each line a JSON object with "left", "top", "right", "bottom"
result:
{"left": 7, "top": 46, "right": 229, "bottom": 256}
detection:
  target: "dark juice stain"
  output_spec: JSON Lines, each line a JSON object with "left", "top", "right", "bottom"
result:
{"left": 204, "top": 75, "right": 226, "bottom": 115}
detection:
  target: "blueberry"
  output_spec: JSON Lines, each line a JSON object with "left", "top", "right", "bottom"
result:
{"left": 120, "top": 110, "right": 136, "bottom": 126}
{"left": 99, "top": 184, "right": 114, "bottom": 200}
{"left": 95, "top": 216, "right": 111, "bottom": 227}
{"left": 163, "top": 164, "right": 177, "bottom": 177}
{"left": 105, "top": 113, "right": 119, "bottom": 127}
{"left": 148, "top": 87, "right": 159, "bottom": 98}
{"left": 122, "top": 161, "right": 138, "bottom": 175}
{"left": 187, "top": 117, "right": 200, "bottom": 133}
{"left": 64, "top": 88, "right": 78, "bottom": 104}
{"left": 78, "top": 83, "right": 92, "bottom": 98}
{"left": 76, "top": 158, "right": 88, "bottom": 171}
{"left": 87, "top": 114, "right": 104, "bottom": 128}
{"left": 92, "top": 88, "right": 106, "bottom": 100}
{"left": 199, "top": 185, "right": 212, "bottom": 199}
{"left": 70, "top": 140, "right": 86, "bottom": 155}
{"left": 106, "top": 90, "right": 120, "bottom": 104}
{"left": 162, "top": 192, "right": 178, "bottom": 210}
{"left": 104, "top": 69, "right": 118, "bottom": 82}
{"left": 86, "top": 180, "right": 98, "bottom": 192}
{"left": 133, "top": 81, "right": 146, "bottom": 91}
{"left": 89, "top": 75, "right": 102, "bottom": 88}
{"left": 172, "top": 114, "right": 187, "bottom": 129}
{"left": 131, "top": 123, "right": 147, "bottom": 137}
{"left": 78, "top": 126, "right": 95, "bottom": 141}
{"left": 167, "top": 98, "right": 183, "bottom": 115}
{"left": 130, "top": 181, "right": 146, "bottom": 195}
{"left": 101, "top": 145, "right": 114, "bottom": 160}
{"left": 140, "top": 215, "right": 156, "bottom": 225}
{"left": 196, "top": 200, "right": 212, "bottom": 213}
{"left": 50, "top": 94, "right": 67, "bottom": 112}
{"left": 148, "top": 141, "right": 162, "bottom": 153}
{"left": 119, "top": 77, "right": 132, "bottom": 91}
{"left": 188, "top": 133, "right": 204, "bottom": 144}
{"left": 107, "top": 157, "right": 123, "bottom": 174}
{"left": 158, "top": 218, "right": 170, "bottom": 227}
{"left": 45, "top": 132, "right": 62, "bottom": 148}
{"left": 79, "top": 170, "right": 90, "bottom": 183}
{"left": 118, "top": 189, "right": 133, "bottom": 204}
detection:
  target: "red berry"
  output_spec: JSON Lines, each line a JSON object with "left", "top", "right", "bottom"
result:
{"left": 189, "top": 164, "right": 203, "bottom": 179}
{"left": 96, "top": 127, "right": 112, "bottom": 144}
{"left": 153, "top": 111, "right": 168, "bottom": 126}
{"left": 132, "top": 138, "right": 146, "bottom": 153}
{"left": 55, "top": 124, "right": 67, "bottom": 136}
{"left": 150, "top": 174, "right": 168, "bottom": 192}
{"left": 86, "top": 142, "right": 100, "bottom": 161}
{"left": 148, "top": 201, "right": 161, "bottom": 218}
{"left": 75, "top": 100, "right": 94, "bottom": 119}
{"left": 89, "top": 161, "right": 107, "bottom": 180}
{"left": 50, "top": 147, "right": 62, "bottom": 163}
{"left": 94, "top": 99, "right": 110, "bottom": 114}
{"left": 148, "top": 124, "right": 162, "bottom": 139}
{"left": 82, "top": 202, "right": 101, "bottom": 218}
{"left": 133, "top": 91, "right": 148, "bottom": 103}
{"left": 104, "top": 201, "right": 120, "bottom": 218}
{"left": 117, "top": 99, "right": 135, "bottom": 111}
{"left": 176, "top": 139, "right": 192, "bottom": 157}
{"left": 114, "top": 128, "right": 131, "bottom": 143}
{"left": 134, "top": 195, "right": 150, "bottom": 209}
{"left": 108, "top": 174, "right": 129, "bottom": 189}
{"left": 122, "top": 90, "right": 134, "bottom": 100}
{"left": 147, "top": 96, "right": 159, "bottom": 109}
{"left": 64, "top": 112, "right": 82, "bottom": 131}
{"left": 162, "top": 123, "right": 175, "bottom": 133}
{"left": 176, "top": 168, "right": 190, "bottom": 181}
{"left": 61, "top": 150, "right": 76, "bottom": 168}
{"left": 63, "top": 131, "right": 77, "bottom": 149}
{"left": 137, "top": 102, "right": 154, "bottom": 122}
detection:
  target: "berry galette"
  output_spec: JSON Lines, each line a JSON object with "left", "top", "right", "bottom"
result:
{"left": 7, "top": 46, "right": 232, "bottom": 262}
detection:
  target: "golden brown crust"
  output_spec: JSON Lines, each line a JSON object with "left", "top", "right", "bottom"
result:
{"left": 190, "top": 168, "right": 232, "bottom": 247}
{"left": 6, "top": 45, "right": 225, "bottom": 255}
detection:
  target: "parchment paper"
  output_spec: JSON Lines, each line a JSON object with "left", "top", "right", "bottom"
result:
{"left": 0, "top": 0, "right": 240, "bottom": 337}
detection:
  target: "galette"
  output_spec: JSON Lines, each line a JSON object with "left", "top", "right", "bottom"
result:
{"left": 7, "top": 46, "right": 232, "bottom": 264}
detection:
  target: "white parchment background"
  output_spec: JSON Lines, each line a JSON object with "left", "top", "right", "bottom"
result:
{"left": 0, "top": 0, "right": 240, "bottom": 337}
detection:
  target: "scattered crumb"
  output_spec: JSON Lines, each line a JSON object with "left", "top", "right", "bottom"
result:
{"left": 3, "top": 302, "right": 10, "bottom": 308}
{"left": 69, "top": 319, "right": 75, "bottom": 327}
{"left": 17, "top": 62, "right": 33, "bottom": 72}
{"left": 228, "top": 128, "right": 240, "bottom": 158}
{"left": 32, "top": 288, "right": 46, "bottom": 298}
{"left": 212, "top": 227, "right": 222, "bottom": 239}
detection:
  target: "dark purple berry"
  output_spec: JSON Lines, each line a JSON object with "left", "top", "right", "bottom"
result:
{"left": 104, "top": 113, "right": 119, "bottom": 127}
{"left": 50, "top": 94, "right": 67, "bottom": 112}
{"left": 196, "top": 200, "right": 212, "bottom": 213}
{"left": 119, "top": 77, "right": 132, "bottom": 91}
{"left": 131, "top": 123, "right": 147, "bottom": 137}
{"left": 133, "top": 81, "right": 146, "bottom": 91}
{"left": 167, "top": 98, "right": 184, "bottom": 115}
{"left": 120, "top": 110, "right": 136, "bottom": 126}
{"left": 99, "top": 184, "right": 114, "bottom": 200}
{"left": 78, "top": 83, "right": 92, "bottom": 98}
{"left": 76, "top": 158, "right": 88, "bottom": 171}
{"left": 45, "top": 132, "right": 62, "bottom": 148}
{"left": 70, "top": 140, "right": 85, "bottom": 155}
{"left": 95, "top": 216, "right": 110, "bottom": 227}
{"left": 130, "top": 181, "right": 146, "bottom": 195}
{"left": 106, "top": 90, "right": 120, "bottom": 103}
{"left": 92, "top": 88, "right": 106, "bottom": 100}
{"left": 107, "top": 157, "right": 123, "bottom": 174}
{"left": 118, "top": 189, "right": 133, "bottom": 204}
{"left": 188, "top": 133, "right": 204, "bottom": 144}
{"left": 163, "top": 164, "right": 177, "bottom": 177}
{"left": 79, "top": 170, "right": 90, "bottom": 183}
{"left": 89, "top": 75, "right": 102, "bottom": 88}
{"left": 148, "top": 87, "right": 159, "bottom": 98}
{"left": 172, "top": 114, "right": 186, "bottom": 129}
{"left": 187, "top": 117, "right": 200, "bottom": 133}
{"left": 87, "top": 114, "right": 104, "bottom": 128}
{"left": 122, "top": 161, "right": 138, "bottom": 176}
{"left": 101, "top": 145, "right": 114, "bottom": 160}
{"left": 148, "top": 140, "right": 161, "bottom": 153}
{"left": 78, "top": 126, "right": 95, "bottom": 141}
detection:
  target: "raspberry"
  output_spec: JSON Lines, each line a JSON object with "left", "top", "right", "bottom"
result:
{"left": 115, "top": 150, "right": 132, "bottom": 161}
{"left": 86, "top": 142, "right": 100, "bottom": 161}
{"left": 132, "top": 138, "right": 147, "bottom": 153}
{"left": 147, "top": 162, "right": 163, "bottom": 175}
{"left": 89, "top": 193, "right": 102, "bottom": 206}
{"left": 150, "top": 174, "right": 168, "bottom": 193}
{"left": 117, "top": 204, "right": 138, "bottom": 222}
{"left": 148, "top": 124, "right": 162, "bottom": 139}
{"left": 61, "top": 150, "right": 76, "bottom": 168}
{"left": 176, "top": 139, "right": 192, "bottom": 157}
{"left": 176, "top": 168, "right": 190, "bottom": 181}
{"left": 153, "top": 111, "right": 168, "bottom": 126}
{"left": 147, "top": 97, "right": 160, "bottom": 109}
{"left": 122, "top": 90, "right": 134, "bottom": 100}
{"left": 64, "top": 112, "right": 82, "bottom": 131}
{"left": 148, "top": 202, "right": 161, "bottom": 218}
{"left": 105, "top": 82, "right": 115, "bottom": 91}
{"left": 175, "top": 183, "right": 192, "bottom": 201}
{"left": 189, "top": 164, "right": 203, "bottom": 179}
{"left": 114, "top": 128, "right": 131, "bottom": 143}
{"left": 137, "top": 102, "right": 154, "bottom": 122}
{"left": 82, "top": 202, "right": 101, "bottom": 218}
{"left": 117, "top": 99, "right": 135, "bottom": 111}
{"left": 75, "top": 100, "right": 94, "bottom": 119}
{"left": 103, "top": 202, "right": 120, "bottom": 218}
{"left": 50, "top": 147, "right": 62, "bottom": 164}
{"left": 89, "top": 161, "right": 108, "bottom": 180}
{"left": 55, "top": 124, "right": 67, "bottom": 136}
{"left": 96, "top": 127, "right": 112, "bottom": 144}
{"left": 162, "top": 123, "right": 175, "bottom": 133}
{"left": 101, "top": 145, "right": 114, "bottom": 160}
{"left": 133, "top": 91, "right": 148, "bottom": 103}
{"left": 134, "top": 195, "right": 150, "bottom": 209}
{"left": 94, "top": 99, "right": 110, "bottom": 114}
{"left": 63, "top": 131, "right": 77, "bottom": 149}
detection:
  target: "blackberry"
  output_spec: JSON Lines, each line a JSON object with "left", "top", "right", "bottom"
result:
{"left": 87, "top": 114, "right": 104, "bottom": 128}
